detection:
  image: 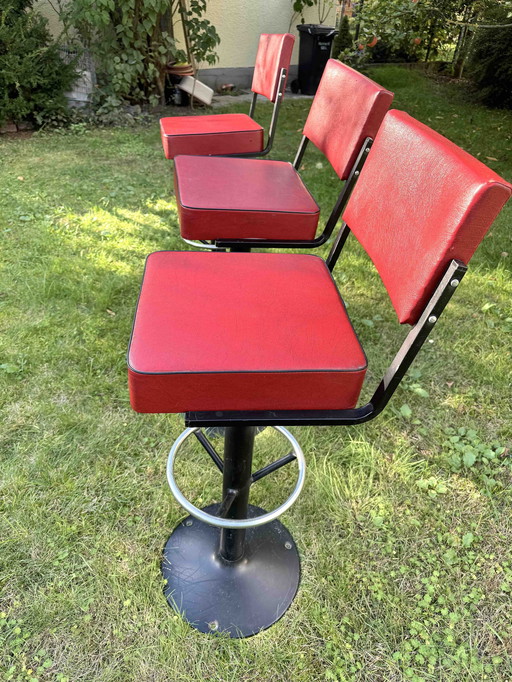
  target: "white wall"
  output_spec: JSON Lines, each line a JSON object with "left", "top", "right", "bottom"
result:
{"left": 201, "top": 0, "right": 336, "bottom": 69}
{"left": 36, "top": 0, "right": 337, "bottom": 69}
{"left": 36, "top": 0, "right": 64, "bottom": 37}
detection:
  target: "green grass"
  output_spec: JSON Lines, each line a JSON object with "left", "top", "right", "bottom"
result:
{"left": 0, "top": 66, "right": 511, "bottom": 682}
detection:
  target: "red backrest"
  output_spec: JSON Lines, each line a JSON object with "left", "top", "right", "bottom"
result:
{"left": 303, "top": 59, "right": 394, "bottom": 180}
{"left": 251, "top": 33, "right": 295, "bottom": 103}
{"left": 343, "top": 110, "right": 512, "bottom": 325}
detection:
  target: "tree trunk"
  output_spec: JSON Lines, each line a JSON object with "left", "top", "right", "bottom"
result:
{"left": 425, "top": 18, "right": 437, "bottom": 62}
{"left": 452, "top": 4, "right": 472, "bottom": 78}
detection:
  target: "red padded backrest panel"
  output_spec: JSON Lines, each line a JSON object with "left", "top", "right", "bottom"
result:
{"left": 343, "top": 110, "right": 512, "bottom": 325}
{"left": 303, "top": 59, "right": 394, "bottom": 180}
{"left": 251, "top": 33, "right": 295, "bottom": 102}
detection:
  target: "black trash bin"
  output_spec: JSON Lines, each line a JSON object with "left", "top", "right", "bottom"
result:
{"left": 295, "top": 24, "right": 336, "bottom": 95}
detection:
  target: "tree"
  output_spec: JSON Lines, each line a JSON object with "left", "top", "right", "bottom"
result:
{"left": 470, "top": 5, "right": 512, "bottom": 108}
{"left": 353, "top": 0, "right": 458, "bottom": 63}
{"left": 64, "top": 0, "right": 220, "bottom": 106}
{"left": 332, "top": 15, "right": 353, "bottom": 57}
{"left": 0, "top": 0, "right": 77, "bottom": 125}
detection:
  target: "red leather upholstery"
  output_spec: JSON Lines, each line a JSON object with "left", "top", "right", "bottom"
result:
{"left": 128, "top": 252, "right": 367, "bottom": 413}
{"left": 160, "top": 114, "right": 264, "bottom": 160}
{"left": 159, "top": 33, "right": 294, "bottom": 159}
{"left": 303, "top": 59, "right": 394, "bottom": 180}
{"left": 251, "top": 33, "right": 295, "bottom": 102}
{"left": 172, "top": 59, "right": 393, "bottom": 242}
{"left": 343, "top": 110, "right": 512, "bottom": 325}
{"left": 174, "top": 155, "right": 320, "bottom": 240}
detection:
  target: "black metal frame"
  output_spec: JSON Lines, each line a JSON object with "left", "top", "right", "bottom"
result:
{"left": 228, "top": 67, "right": 288, "bottom": 159}
{"left": 217, "top": 426, "right": 255, "bottom": 561}
{"left": 193, "top": 427, "right": 299, "bottom": 545}
{"left": 212, "top": 136, "right": 373, "bottom": 252}
{"left": 185, "top": 258, "right": 467, "bottom": 428}
{"left": 194, "top": 429, "right": 295, "bottom": 483}
{"left": 167, "top": 253, "right": 468, "bottom": 637}
{"left": 165, "top": 215, "right": 469, "bottom": 636}
{"left": 162, "top": 424, "right": 302, "bottom": 637}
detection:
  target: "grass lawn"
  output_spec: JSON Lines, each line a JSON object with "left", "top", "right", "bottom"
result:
{"left": 1, "top": 66, "right": 511, "bottom": 682}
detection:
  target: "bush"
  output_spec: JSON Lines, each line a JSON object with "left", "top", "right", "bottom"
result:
{"left": 470, "top": 7, "right": 512, "bottom": 109}
{"left": 0, "top": 0, "right": 77, "bottom": 126}
{"left": 332, "top": 16, "right": 353, "bottom": 59}
{"left": 65, "top": 0, "right": 219, "bottom": 107}
{"left": 369, "top": 39, "right": 420, "bottom": 64}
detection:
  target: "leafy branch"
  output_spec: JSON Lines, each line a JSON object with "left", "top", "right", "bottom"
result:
{"left": 291, "top": 0, "right": 335, "bottom": 25}
{"left": 60, "top": 0, "right": 219, "bottom": 106}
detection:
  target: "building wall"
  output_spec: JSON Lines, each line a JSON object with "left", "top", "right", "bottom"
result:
{"left": 36, "top": 0, "right": 64, "bottom": 38}
{"left": 195, "top": 0, "right": 337, "bottom": 89}
{"left": 36, "top": 0, "right": 336, "bottom": 70}
{"left": 200, "top": 0, "right": 336, "bottom": 70}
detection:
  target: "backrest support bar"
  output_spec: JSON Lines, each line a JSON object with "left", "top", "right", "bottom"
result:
{"left": 248, "top": 92, "right": 258, "bottom": 119}
{"left": 265, "top": 68, "right": 287, "bottom": 147}
{"left": 293, "top": 136, "right": 309, "bottom": 171}
{"left": 368, "top": 259, "right": 467, "bottom": 417}
{"left": 184, "top": 260, "right": 467, "bottom": 428}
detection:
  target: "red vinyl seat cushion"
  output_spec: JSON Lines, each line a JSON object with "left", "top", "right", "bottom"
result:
{"left": 174, "top": 156, "right": 320, "bottom": 241}
{"left": 160, "top": 114, "right": 264, "bottom": 159}
{"left": 128, "top": 252, "right": 367, "bottom": 413}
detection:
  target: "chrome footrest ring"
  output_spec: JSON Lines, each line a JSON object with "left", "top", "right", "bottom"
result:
{"left": 166, "top": 426, "right": 306, "bottom": 529}
{"left": 181, "top": 238, "right": 221, "bottom": 250}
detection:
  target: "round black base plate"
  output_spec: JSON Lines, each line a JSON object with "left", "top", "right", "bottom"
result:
{"left": 162, "top": 504, "right": 300, "bottom": 638}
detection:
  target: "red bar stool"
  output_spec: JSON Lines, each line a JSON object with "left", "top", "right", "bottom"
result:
{"left": 173, "top": 59, "right": 393, "bottom": 249}
{"left": 128, "top": 110, "right": 511, "bottom": 637}
{"left": 160, "top": 33, "right": 295, "bottom": 160}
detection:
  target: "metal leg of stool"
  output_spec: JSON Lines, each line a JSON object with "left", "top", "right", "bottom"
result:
{"left": 219, "top": 426, "right": 255, "bottom": 562}
{"left": 162, "top": 425, "right": 301, "bottom": 638}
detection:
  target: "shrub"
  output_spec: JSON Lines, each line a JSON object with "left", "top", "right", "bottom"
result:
{"left": 332, "top": 16, "right": 353, "bottom": 58}
{"left": 469, "top": 7, "right": 512, "bottom": 109}
{"left": 0, "top": 0, "right": 77, "bottom": 126}
{"left": 354, "top": 0, "right": 460, "bottom": 65}
{"left": 368, "top": 38, "right": 419, "bottom": 64}
{"left": 65, "top": 0, "right": 220, "bottom": 107}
